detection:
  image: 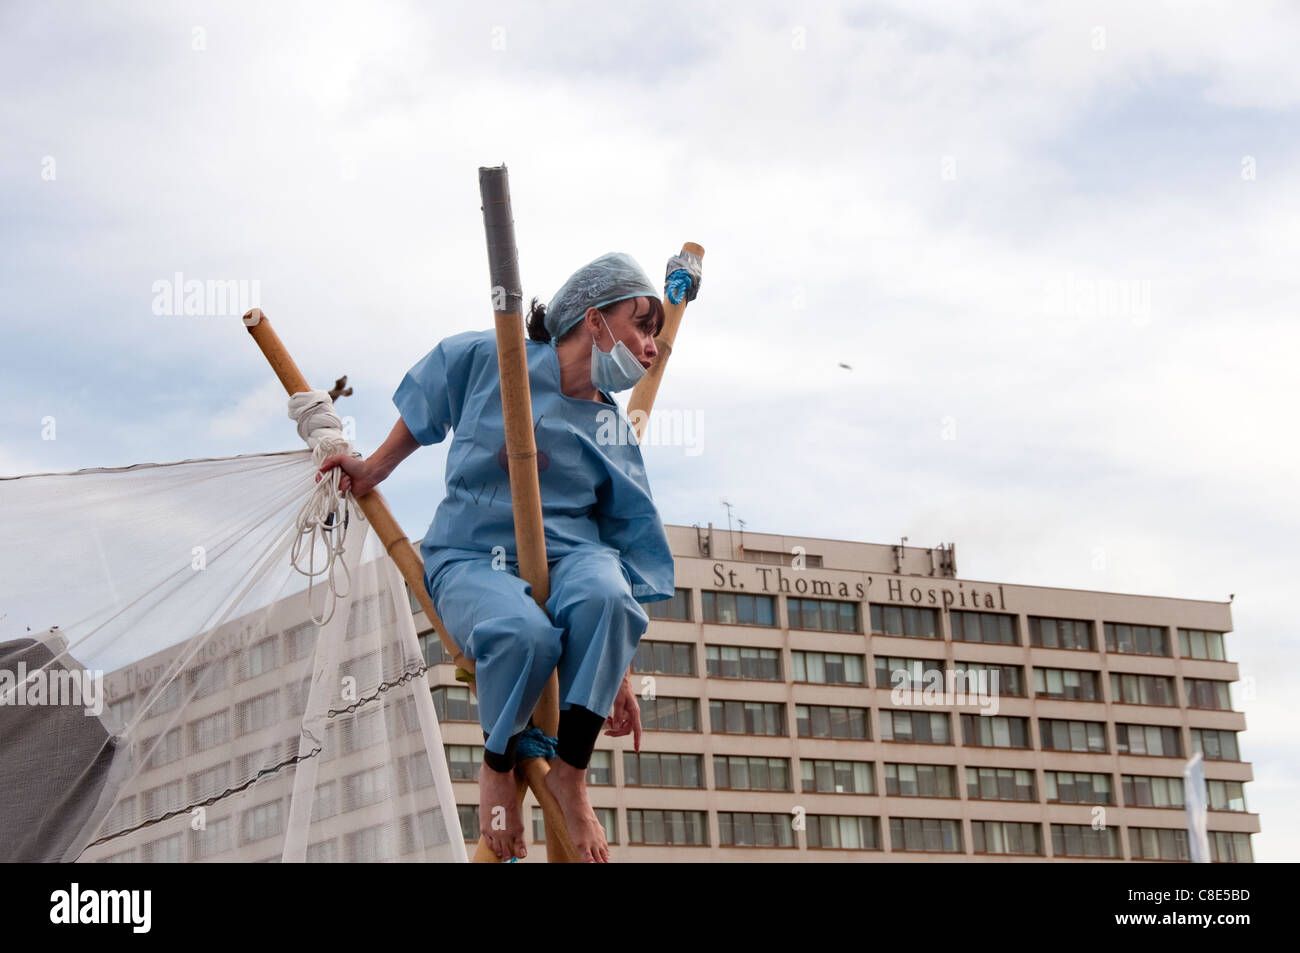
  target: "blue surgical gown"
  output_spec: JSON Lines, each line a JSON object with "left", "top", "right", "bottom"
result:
{"left": 392, "top": 329, "right": 675, "bottom": 607}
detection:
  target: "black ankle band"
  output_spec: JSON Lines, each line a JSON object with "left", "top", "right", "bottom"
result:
{"left": 556, "top": 705, "right": 605, "bottom": 770}
{"left": 483, "top": 729, "right": 522, "bottom": 773}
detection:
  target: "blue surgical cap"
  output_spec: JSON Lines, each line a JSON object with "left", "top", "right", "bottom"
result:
{"left": 544, "top": 252, "right": 658, "bottom": 346}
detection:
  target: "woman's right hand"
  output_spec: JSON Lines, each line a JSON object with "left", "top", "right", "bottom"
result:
{"left": 317, "top": 454, "right": 377, "bottom": 497}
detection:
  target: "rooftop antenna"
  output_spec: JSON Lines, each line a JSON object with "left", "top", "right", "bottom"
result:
{"left": 721, "top": 499, "right": 735, "bottom": 559}
{"left": 737, "top": 518, "right": 746, "bottom": 554}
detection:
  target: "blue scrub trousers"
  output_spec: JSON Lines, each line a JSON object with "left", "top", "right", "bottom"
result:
{"left": 428, "top": 543, "right": 650, "bottom": 759}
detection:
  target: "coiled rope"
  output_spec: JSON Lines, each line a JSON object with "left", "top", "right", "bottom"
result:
{"left": 287, "top": 389, "right": 363, "bottom": 626}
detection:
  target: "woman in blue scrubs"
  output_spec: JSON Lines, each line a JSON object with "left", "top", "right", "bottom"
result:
{"left": 318, "top": 252, "right": 678, "bottom": 863}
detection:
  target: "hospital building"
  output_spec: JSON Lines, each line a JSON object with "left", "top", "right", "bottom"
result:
{"left": 421, "top": 523, "right": 1258, "bottom": 862}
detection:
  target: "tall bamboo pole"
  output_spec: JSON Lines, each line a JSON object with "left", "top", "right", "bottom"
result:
{"left": 475, "top": 165, "right": 579, "bottom": 863}
{"left": 627, "top": 242, "right": 704, "bottom": 440}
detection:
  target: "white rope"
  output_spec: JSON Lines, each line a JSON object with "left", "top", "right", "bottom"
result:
{"left": 287, "top": 390, "right": 363, "bottom": 626}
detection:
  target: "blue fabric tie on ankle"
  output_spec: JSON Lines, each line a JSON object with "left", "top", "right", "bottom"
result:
{"left": 516, "top": 727, "right": 558, "bottom": 761}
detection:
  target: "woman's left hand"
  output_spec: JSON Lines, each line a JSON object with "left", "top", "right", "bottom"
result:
{"left": 605, "top": 675, "right": 642, "bottom": 751}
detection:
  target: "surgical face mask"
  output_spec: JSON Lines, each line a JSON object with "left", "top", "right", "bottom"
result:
{"left": 590, "top": 312, "right": 647, "bottom": 394}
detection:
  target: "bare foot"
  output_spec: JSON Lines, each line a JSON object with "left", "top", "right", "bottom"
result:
{"left": 478, "top": 760, "right": 526, "bottom": 861}
{"left": 545, "top": 758, "right": 609, "bottom": 863}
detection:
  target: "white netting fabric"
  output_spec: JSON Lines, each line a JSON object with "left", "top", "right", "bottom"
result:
{"left": 0, "top": 450, "right": 466, "bottom": 863}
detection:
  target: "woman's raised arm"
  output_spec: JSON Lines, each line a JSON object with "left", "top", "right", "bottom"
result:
{"left": 316, "top": 416, "right": 420, "bottom": 497}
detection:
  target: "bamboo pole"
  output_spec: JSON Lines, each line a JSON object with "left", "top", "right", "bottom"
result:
{"left": 476, "top": 165, "right": 580, "bottom": 864}
{"left": 627, "top": 242, "right": 704, "bottom": 440}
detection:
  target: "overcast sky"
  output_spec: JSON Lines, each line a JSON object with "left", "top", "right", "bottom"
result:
{"left": 2, "top": 1, "right": 1296, "bottom": 861}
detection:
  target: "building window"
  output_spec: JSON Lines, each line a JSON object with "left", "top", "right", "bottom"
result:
{"left": 952, "top": 660, "right": 1025, "bottom": 697}
{"left": 106, "top": 693, "right": 136, "bottom": 729}
{"left": 418, "top": 632, "right": 454, "bottom": 667}
{"left": 457, "top": 805, "right": 479, "bottom": 841}
{"left": 143, "top": 832, "right": 185, "bottom": 863}
{"left": 343, "top": 766, "right": 390, "bottom": 810}
{"left": 888, "top": 817, "right": 963, "bottom": 853}
{"left": 805, "top": 759, "right": 875, "bottom": 795}
{"left": 706, "top": 644, "right": 781, "bottom": 680}
{"left": 191, "top": 816, "right": 231, "bottom": 860}
{"left": 718, "top": 812, "right": 795, "bottom": 848}
{"left": 1051, "top": 823, "right": 1120, "bottom": 858}
{"left": 795, "top": 704, "right": 868, "bottom": 739}
{"left": 1039, "top": 718, "right": 1108, "bottom": 753}
{"left": 1209, "top": 831, "right": 1253, "bottom": 863}
{"left": 432, "top": 686, "right": 479, "bottom": 723}
{"left": 626, "top": 810, "right": 709, "bottom": 846}
{"left": 1191, "top": 728, "right": 1239, "bottom": 762}
{"left": 102, "top": 796, "right": 136, "bottom": 838}
{"left": 1129, "top": 827, "right": 1189, "bottom": 861}
{"left": 190, "top": 710, "right": 229, "bottom": 753}
{"left": 586, "top": 750, "right": 613, "bottom": 786}
{"left": 187, "top": 658, "right": 230, "bottom": 700}
{"left": 1179, "top": 628, "right": 1226, "bottom": 661}
{"left": 701, "top": 591, "right": 776, "bottom": 626}
{"left": 1104, "top": 622, "right": 1170, "bottom": 657}
{"left": 626, "top": 752, "right": 705, "bottom": 788}
{"left": 401, "top": 807, "right": 451, "bottom": 853}
{"left": 242, "top": 636, "right": 279, "bottom": 681}
{"left": 959, "top": 714, "right": 1030, "bottom": 749}
{"left": 807, "top": 815, "right": 881, "bottom": 850}
{"left": 647, "top": 588, "right": 693, "bottom": 621}
{"left": 312, "top": 781, "right": 338, "bottom": 821}
{"left": 1110, "top": 672, "right": 1177, "bottom": 707}
{"left": 712, "top": 699, "right": 786, "bottom": 736}
{"left": 533, "top": 807, "right": 617, "bottom": 845}
{"left": 1185, "top": 679, "right": 1232, "bottom": 711}
{"left": 444, "top": 745, "right": 486, "bottom": 781}
{"left": 150, "top": 678, "right": 183, "bottom": 716}
{"left": 1033, "top": 667, "right": 1102, "bottom": 701}
{"left": 879, "top": 710, "right": 950, "bottom": 744}
{"left": 792, "top": 650, "right": 865, "bottom": 685}
{"left": 346, "top": 825, "right": 397, "bottom": 862}
{"left": 787, "top": 597, "right": 861, "bottom": 633}
{"left": 396, "top": 753, "right": 435, "bottom": 795}
{"left": 1044, "top": 771, "right": 1113, "bottom": 805}
{"left": 1207, "top": 779, "right": 1247, "bottom": 812}
{"left": 1029, "top": 616, "right": 1095, "bottom": 651}
{"left": 713, "top": 754, "right": 788, "bottom": 792}
{"left": 284, "top": 621, "right": 318, "bottom": 661}
{"left": 951, "top": 610, "right": 1018, "bottom": 645}
{"left": 187, "top": 762, "right": 231, "bottom": 804}
{"left": 142, "top": 780, "right": 184, "bottom": 819}
{"left": 632, "top": 640, "right": 696, "bottom": 676}
{"left": 241, "top": 800, "right": 284, "bottom": 844}
{"left": 237, "top": 690, "right": 280, "bottom": 736}
{"left": 874, "top": 656, "right": 944, "bottom": 691}
{"left": 1116, "top": 723, "right": 1183, "bottom": 758}
{"left": 885, "top": 762, "right": 954, "bottom": 798}
{"left": 1122, "top": 774, "right": 1184, "bottom": 809}
{"left": 972, "top": 821, "right": 1043, "bottom": 856}
{"left": 306, "top": 840, "right": 338, "bottom": 863}
{"left": 642, "top": 696, "right": 700, "bottom": 732}
{"left": 869, "top": 604, "right": 939, "bottom": 640}
{"left": 966, "top": 766, "right": 1036, "bottom": 802}
{"left": 341, "top": 708, "right": 386, "bottom": 753}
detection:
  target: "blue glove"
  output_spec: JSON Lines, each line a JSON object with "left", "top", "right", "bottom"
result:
{"left": 664, "top": 251, "right": 702, "bottom": 305}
